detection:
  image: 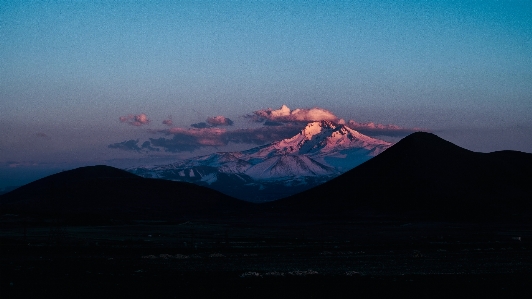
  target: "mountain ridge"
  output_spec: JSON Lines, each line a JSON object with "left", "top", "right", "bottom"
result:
{"left": 271, "top": 132, "right": 532, "bottom": 220}
{"left": 129, "top": 121, "right": 391, "bottom": 201}
{"left": 0, "top": 165, "right": 250, "bottom": 222}
{"left": 2, "top": 133, "right": 532, "bottom": 223}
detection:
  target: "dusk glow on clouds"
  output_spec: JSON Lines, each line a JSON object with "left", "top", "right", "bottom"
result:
{"left": 1, "top": 0, "right": 531, "bottom": 187}
{"left": 119, "top": 114, "right": 150, "bottom": 126}
{"left": 145, "top": 126, "right": 303, "bottom": 153}
{"left": 162, "top": 117, "right": 173, "bottom": 127}
{"left": 206, "top": 116, "right": 234, "bottom": 127}
{"left": 191, "top": 116, "right": 234, "bottom": 128}
{"left": 108, "top": 105, "right": 418, "bottom": 153}
{"left": 108, "top": 139, "right": 159, "bottom": 153}
{"left": 249, "top": 105, "right": 338, "bottom": 123}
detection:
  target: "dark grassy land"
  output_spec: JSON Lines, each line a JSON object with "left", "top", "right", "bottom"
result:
{"left": 2, "top": 217, "right": 532, "bottom": 298}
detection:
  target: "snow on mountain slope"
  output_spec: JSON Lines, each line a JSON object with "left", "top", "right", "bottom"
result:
{"left": 244, "top": 154, "right": 337, "bottom": 180}
{"left": 128, "top": 121, "right": 392, "bottom": 201}
{"left": 243, "top": 120, "right": 390, "bottom": 158}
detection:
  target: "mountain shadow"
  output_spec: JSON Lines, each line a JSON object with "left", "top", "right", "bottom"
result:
{"left": 270, "top": 132, "right": 532, "bottom": 221}
{"left": 0, "top": 165, "right": 250, "bottom": 223}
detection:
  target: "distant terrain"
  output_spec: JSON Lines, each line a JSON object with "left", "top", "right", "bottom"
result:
{"left": 128, "top": 120, "right": 390, "bottom": 202}
{"left": 1, "top": 132, "right": 532, "bottom": 296}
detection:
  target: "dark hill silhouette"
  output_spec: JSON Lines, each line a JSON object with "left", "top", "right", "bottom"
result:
{"left": 271, "top": 132, "right": 532, "bottom": 221}
{"left": 2, "top": 136, "right": 531, "bottom": 223}
{"left": 0, "top": 165, "right": 250, "bottom": 222}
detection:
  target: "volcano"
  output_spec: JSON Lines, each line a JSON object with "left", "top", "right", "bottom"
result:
{"left": 129, "top": 121, "right": 391, "bottom": 202}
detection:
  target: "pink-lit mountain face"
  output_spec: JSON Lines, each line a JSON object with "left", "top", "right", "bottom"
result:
{"left": 129, "top": 121, "right": 391, "bottom": 202}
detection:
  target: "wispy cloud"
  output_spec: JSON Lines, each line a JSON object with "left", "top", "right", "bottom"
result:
{"left": 206, "top": 116, "right": 233, "bottom": 126}
{"left": 190, "top": 122, "right": 210, "bottom": 129}
{"left": 247, "top": 105, "right": 419, "bottom": 136}
{"left": 162, "top": 116, "right": 173, "bottom": 126}
{"left": 5, "top": 161, "right": 40, "bottom": 168}
{"left": 110, "top": 105, "right": 420, "bottom": 154}
{"left": 346, "top": 120, "right": 420, "bottom": 136}
{"left": 146, "top": 127, "right": 227, "bottom": 152}
{"left": 108, "top": 139, "right": 143, "bottom": 152}
{"left": 142, "top": 125, "right": 301, "bottom": 153}
{"left": 191, "top": 115, "right": 234, "bottom": 128}
{"left": 119, "top": 114, "right": 150, "bottom": 126}
{"left": 107, "top": 139, "right": 161, "bottom": 153}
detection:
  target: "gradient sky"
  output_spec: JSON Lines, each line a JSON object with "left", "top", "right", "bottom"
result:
{"left": 1, "top": 0, "right": 532, "bottom": 188}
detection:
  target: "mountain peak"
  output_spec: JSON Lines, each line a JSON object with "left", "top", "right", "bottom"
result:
{"left": 274, "top": 121, "right": 391, "bottom": 156}
{"left": 128, "top": 121, "right": 393, "bottom": 202}
{"left": 389, "top": 131, "right": 472, "bottom": 157}
{"left": 300, "top": 120, "right": 337, "bottom": 136}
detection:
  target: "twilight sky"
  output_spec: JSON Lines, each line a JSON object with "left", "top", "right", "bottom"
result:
{"left": 1, "top": 0, "right": 532, "bottom": 188}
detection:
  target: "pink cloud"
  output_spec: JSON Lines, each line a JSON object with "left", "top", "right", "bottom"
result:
{"left": 347, "top": 120, "right": 402, "bottom": 131}
{"left": 206, "top": 116, "right": 234, "bottom": 126}
{"left": 248, "top": 105, "right": 338, "bottom": 123}
{"left": 191, "top": 115, "right": 234, "bottom": 128}
{"left": 119, "top": 113, "right": 150, "bottom": 126}
{"left": 162, "top": 115, "right": 173, "bottom": 126}
{"left": 140, "top": 125, "right": 302, "bottom": 153}
{"left": 346, "top": 120, "right": 421, "bottom": 137}
{"left": 157, "top": 127, "right": 227, "bottom": 146}
{"left": 110, "top": 105, "right": 421, "bottom": 153}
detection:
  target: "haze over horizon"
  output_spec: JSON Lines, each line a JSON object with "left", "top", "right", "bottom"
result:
{"left": 1, "top": 1, "right": 531, "bottom": 188}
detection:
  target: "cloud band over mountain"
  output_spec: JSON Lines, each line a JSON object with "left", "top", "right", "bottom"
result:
{"left": 110, "top": 105, "right": 419, "bottom": 153}
{"left": 247, "top": 105, "right": 338, "bottom": 123}
{"left": 147, "top": 126, "right": 302, "bottom": 153}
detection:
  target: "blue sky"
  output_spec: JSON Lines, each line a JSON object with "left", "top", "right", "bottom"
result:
{"left": 1, "top": 0, "right": 531, "bottom": 187}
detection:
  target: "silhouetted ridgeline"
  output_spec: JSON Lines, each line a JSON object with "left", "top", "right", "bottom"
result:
{"left": 0, "top": 165, "right": 250, "bottom": 223}
{"left": 271, "top": 132, "right": 532, "bottom": 221}
{"left": 1, "top": 133, "right": 532, "bottom": 223}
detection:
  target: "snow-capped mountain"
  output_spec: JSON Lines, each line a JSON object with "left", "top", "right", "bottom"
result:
{"left": 128, "top": 121, "right": 391, "bottom": 202}
{"left": 241, "top": 120, "right": 390, "bottom": 173}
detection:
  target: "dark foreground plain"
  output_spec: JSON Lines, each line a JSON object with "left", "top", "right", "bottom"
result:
{"left": 2, "top": 217, "right": 532, "bottom": 298}
{"left": 2, "top": 132, "right": 532, "bottom": 297}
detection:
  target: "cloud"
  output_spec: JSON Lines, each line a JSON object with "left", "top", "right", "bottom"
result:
{"left": 347, "top": 120, "right": 402, "bottom": 130}
{"left": 108, "top": 139, "right": 143, "bottom": 152}
{"left": 206, "top": 116, "right": 233, "bottom": 126}
{"left": 248, "top": 105, "right": 338, "bottom": 123}
{"left": 149, "top": 136, "right": 203, "bottom": 152}
{"left": 190, "top": 122, "right": 210, "bottom": 128}
{"left": 225, "top": 125, "right": 302, "bottom": 145}
{"left": 263, "top": 121, "right": 284, "bottom": 126}
{"left": 119, "top": 114, "right": 150, "bottom": 126}
{"left": 147, "top": 127, "right": 227, "bottom": 152}
{"left": 109, "top": 105, "right": 420, "bottom": 154}
{"left": 346, "top": 120, "right": 420, "bottom": 137}
{"left": 245, "top": 105, "right": 416, "bottom": 137}
{"left": 141, "top": 141, "right": 160, "bottom": 152}
{"left": 6, "top": 161, "right": 39, "bottom": 168}
{"left": 145, "top": 125, "right": 302, "bottom": 153}
{"left": 191, "top": 116, "right": 234, "bottom": 128}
